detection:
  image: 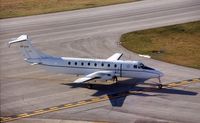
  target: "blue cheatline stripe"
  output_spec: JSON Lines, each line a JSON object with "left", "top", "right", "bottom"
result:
{"left": 35, "top": 62, "right": 159, "bottom": 75}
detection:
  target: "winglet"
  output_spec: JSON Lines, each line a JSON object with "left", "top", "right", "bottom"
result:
{"left": 8, "top": 35, "right": 28, "bottom": 48}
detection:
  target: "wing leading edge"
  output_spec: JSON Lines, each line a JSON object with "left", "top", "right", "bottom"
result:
{"left": 73, "top": 71, "right": 114, "bottom": 83}
{"left": 107, "top": 53, "right": 123, "bottom": 61}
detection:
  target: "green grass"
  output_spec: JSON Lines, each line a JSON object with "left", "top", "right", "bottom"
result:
{"left": 121, "top": 21, "right": 200, "bottom": 69}
{"left": 0, "top": 0, "right": 139, "bottom": 19}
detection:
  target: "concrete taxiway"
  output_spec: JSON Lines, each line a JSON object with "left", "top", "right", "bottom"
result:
{"left": 1, "top": 0, "right": 200, "bottom": 123}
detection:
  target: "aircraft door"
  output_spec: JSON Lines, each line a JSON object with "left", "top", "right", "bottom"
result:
{"left": 115, "top": 64, "right": 122, "bottom": 77}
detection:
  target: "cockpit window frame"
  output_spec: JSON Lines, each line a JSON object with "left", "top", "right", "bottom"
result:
{"left": 138, "top": 63, "right": 154, "bottom": 70}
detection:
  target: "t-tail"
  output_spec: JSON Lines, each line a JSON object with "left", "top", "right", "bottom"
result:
{"left": 8, "top": 35, "right": 50, "bottom": 65}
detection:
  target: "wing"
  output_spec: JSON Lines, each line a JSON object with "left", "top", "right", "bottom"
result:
{"left": 73, "top": 76, "right": 100, "bottom": 83}
{"left": 73, "top": 71, "right": 114, "bottom": 83}
{"left": 107, "top": 53, "right": 123, "bottom": 61}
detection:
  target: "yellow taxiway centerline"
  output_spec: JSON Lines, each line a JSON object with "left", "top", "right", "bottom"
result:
{"left": 1, "top": 78, "right": 199, "bottom": 122}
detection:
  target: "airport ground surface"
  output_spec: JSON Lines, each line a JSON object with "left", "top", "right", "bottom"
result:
{"left": 1, "top": 0, "right": 200, "bottom": 123}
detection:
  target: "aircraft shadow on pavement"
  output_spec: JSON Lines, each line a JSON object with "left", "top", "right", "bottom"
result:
{"left": 62, "top": 78, "right": 198, "bottom": 107}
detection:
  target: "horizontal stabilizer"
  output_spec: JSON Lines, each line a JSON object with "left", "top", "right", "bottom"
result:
{"left": 8, "top": 35, "right": 28, "bottom": 47}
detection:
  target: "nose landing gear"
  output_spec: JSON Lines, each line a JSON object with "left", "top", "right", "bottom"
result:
{"left": 157, "top": 83, "right": 163, "bottom": 89}
{"left": 157, "top": 77, "right": 163, "bottom": 89}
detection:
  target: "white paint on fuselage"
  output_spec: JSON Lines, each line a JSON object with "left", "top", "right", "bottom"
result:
{"left": 36, "top": 56, "right": 162, "bottom": 79}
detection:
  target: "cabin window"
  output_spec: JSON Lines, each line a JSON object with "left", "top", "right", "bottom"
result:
{"left": 114, "top": 64, "right": 117, "bottom": 68}
{"left": 101, "top": 63, "right": 104, "bottom": 67}
{"left": 81, "top": 62, "right": 84, "bottom": 66}
{"left": 75, "top": 62, "right": 77, "bottom": 65}
{"left": 88, "top": 62, "right": 90, "bottom": 66}
{"left": 133, "top": 65, "right": 137, "bottom": 68}
{"left": 107, "top": 64, "right": 110, "bottom": 67}
{"left": 94, "top": 63, "right": 97, "bottom": 67}
{"left": 68, "top": 62, "right": 71, "bottom": 65}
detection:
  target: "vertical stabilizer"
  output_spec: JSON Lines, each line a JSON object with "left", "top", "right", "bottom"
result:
{"left": 9, "top": 35, "right": 49, "bottom": 62}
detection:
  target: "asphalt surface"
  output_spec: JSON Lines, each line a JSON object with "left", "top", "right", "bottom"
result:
{"left": 1, "top": 0, "right": 200, "bottom": 123}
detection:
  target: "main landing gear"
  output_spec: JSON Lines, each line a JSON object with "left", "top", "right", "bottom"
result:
{"left": 87, "top": 84, "right": 93, "bottom": 89}
{"left": 113, "top": 76, "right": 118, "bottom": 84}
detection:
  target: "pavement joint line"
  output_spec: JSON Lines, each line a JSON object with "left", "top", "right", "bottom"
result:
{"left": 1, "top": 78, "right": 200, "bottom": 123}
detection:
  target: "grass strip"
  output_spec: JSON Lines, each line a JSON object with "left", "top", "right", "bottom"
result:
{"left": 0, "top": 0, "right": 139, "bottom": 19}
{"left": 121, "top": 21, "right": 200, "bottom": 69}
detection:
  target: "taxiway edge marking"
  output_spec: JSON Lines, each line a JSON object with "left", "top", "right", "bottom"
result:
{"left": 1, "top": 78, "right": 199, "bottom": 122}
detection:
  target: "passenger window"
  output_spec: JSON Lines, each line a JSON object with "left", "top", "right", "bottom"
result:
{"left": 68, "top": 62, "right": 71, "bottom": 65}
{"left": 75, "top": 62, "right": 77, "bottom": 65}
{"left": 94, "top": 63, "right": 97, "bottom": 67}
{"left": 134, "top": 65, "right": 137, "bottom": 68}
{"left": 114, "top": 64, "right": 117, "bottom": 68}
{"left": 81, "top": 62, "right": 84, "bottom": 66}
{"left": 88, "top": 62, "right": 90, "bottom": 66}
{"left": 101, "top": 63, "right": 104, "bottom": 67}
{"left": 108, "top": 64, "right": 110, "bottom": 67}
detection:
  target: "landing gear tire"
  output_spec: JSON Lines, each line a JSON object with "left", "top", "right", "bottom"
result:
{"left": 113, "top": 76, "right": 118, "bottom": 84}
{"left": 158, "top": 84, "right": 163, "bottom": 89}
{"left": 157, "top": 77, "right": 162, "bottom": 89}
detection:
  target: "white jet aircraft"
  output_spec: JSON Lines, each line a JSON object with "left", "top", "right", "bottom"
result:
{"left": 9, "top": 35, "right": 164, "bottom": 89}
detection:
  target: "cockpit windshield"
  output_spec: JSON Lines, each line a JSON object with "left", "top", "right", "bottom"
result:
{"left": 139, "top": 63, "right": 154, "bottom": 70}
